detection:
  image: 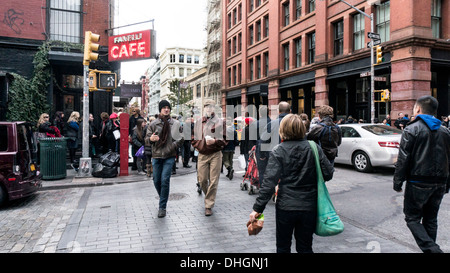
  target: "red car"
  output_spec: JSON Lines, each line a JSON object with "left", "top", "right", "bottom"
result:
{"left": 0, "top": 121, "right": 41, "bottom": 206}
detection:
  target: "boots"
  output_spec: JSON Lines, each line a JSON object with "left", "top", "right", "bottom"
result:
{"left": 146, "top": 164, "right": 152, "bottom": 177}
{"left": 226, "top": 166, "right": 234, "bottom": 180}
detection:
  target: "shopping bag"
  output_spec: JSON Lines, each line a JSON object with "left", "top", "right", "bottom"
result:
{"left": 308, "top": 141, "right": 344, "bottom": 236}
{"left": 238, "top": 154, "right": 246, "bottom": 169}
{"left": 246, "top": 214, "right": 264, "bottom": 236}
{"left": 135, "top": 146, "right": 145, "bottom": 158}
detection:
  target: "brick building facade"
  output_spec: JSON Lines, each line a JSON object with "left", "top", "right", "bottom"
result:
{"left": 0, "top": 0, "right": 118, "bottom": 124}
{"left": 222, "top": 0, "right": 450, "bottom": 121}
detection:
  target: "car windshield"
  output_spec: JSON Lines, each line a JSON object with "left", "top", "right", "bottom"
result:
{"left": 362, "top": 125, "right": 402, "bottom": 135}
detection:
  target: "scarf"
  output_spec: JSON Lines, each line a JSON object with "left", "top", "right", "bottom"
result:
{"left": 157, "top": 114, "right": 171, "bottom": 148}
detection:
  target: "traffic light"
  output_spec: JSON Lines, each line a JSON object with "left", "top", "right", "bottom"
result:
{"left": 381, "top": 89, "right": 390, "bottom": 101}
{"left": 83, "top": 31, "right": 100, "bottom": 65}
{"left": 375, "top": 45, "right": 384, "bottom": 65}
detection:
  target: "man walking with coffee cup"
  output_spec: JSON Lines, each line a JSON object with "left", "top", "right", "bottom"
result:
{"left": 192, "top": 99, "right": 227, "bottom": 216}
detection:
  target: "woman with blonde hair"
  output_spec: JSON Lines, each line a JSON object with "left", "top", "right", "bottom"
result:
{"left": 249, "top": 114, "right": 334, "bottom": 253}
{"left": 66, "top": 111, "right": 80, "bottom": 170}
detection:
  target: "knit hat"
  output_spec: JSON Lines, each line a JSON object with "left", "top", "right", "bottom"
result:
{"left": 109, "top": 113, "right": 118, "bottom": 119}
{"left": 203, "top": 99, "right": 216, "bottom": 107}
{"left": 158, "top": 100, "right": 172, "bottom": 112}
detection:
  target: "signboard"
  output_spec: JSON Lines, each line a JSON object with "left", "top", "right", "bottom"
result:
{"left": 367, "top": 32, "right": 380, "bottom": 40}
{"left": 120, "top": 84, "right": 142, "bottom": 98}
{"left": 108, "top": 30, "right": 156, "bottom": 62}
{"left": 367, "top": 39, "right": 381, "bottom": 48}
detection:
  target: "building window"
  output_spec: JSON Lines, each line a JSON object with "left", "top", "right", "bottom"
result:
{"left": 187, "top": 55, "right": 192, "bottom": 63}
{"left": 256, "top": 20, "right": 261, "bottom": 42}
{"left": 49, "top": 0, "right": 82, "bottom": 43}
{"left": 376, "top": 1, "right": 390, "bottom": 42}
{"left": 194, "top": 55, "right": 200, "bottom": 64}
{"left": 263, "top": 15, "right": 269, "bottom": 38}
{"left": 308, "top": 0, "right": 315, "bottom": 13}
{"left": 264, "top": 52, "right": 269, "bottom": 77}
{"left": 295, "top": 37, "right": 302, "bottom": 68}
{"left": 228, "top": 13, "right": 232, "bottom": 29}
{"left": 238, "top": 4, "right": 242, "bottom": 21}
{"left": 283, "top": 43, "right": 290, "bottom": 71}
{"left": 353, "top": 13, "right": 365, "bottom": 51}
{"left": 179, "top": 54, "right": 185, "bottom": 63}
{"left": 233, "top": 66, "right": 237, "bottom": 85}
{"left": 256, "top": 0, "right": 261, "bottom": 8}
{"left": 196, "top": 84, "right": 201, "bottom": 98}
{"left": 431, "top": 0, "right": 441, "bottom": 38}
{"left": 334, "top": 20, "right": 344, "bottom": 56}
{"left": 283, "top": 2, "right": 290, "bottom": 27}
{"left": 249, "top": 0, "right": 254, "bottom": 13}
{"left": 249, "top": 59, "right": 254, "bottom": 81}
{"left": 233, "top": 8, "right": 237, "bottom": 25}
{"left": 238, "top": 33, "right": 242, "bottom": 51}
{"left": 238, "top": 63, "right": 242, "bottom": 84}
{"left": 308, "top": 32, "right": 315, "bottom": 64}
{"left": 170, "top": 54, "right": 176, "bottom": 63}
{"left": 295, "top": 0, "right": 302, "bottom": 20}
{"left": 249, "top": 25, "right": 254, "bottom": 45}
{"left": 228, "top": 68, "right": 232, "bottom": 86}
{"left": 256, "top": 55, "right": 261, "bottom": 79}
{"left": 228, "top": 40, "right": 232, "bottom": 56}
{"left": 233, "top": 36, "right": 237, "bottom": 54}
{"left": 179, "top": 68, "right": 184, "bottom": 77}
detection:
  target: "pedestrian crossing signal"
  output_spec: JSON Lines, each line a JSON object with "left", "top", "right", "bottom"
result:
{"left": 381, "top": 89, "right": 390, "bottom": 101}
{"left": 98, "top": 72, "right": 117, "bottom": 90}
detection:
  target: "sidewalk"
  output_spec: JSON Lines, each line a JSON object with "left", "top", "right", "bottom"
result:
{"left": 41, "top": 158, "right": 197, "bottom": 190}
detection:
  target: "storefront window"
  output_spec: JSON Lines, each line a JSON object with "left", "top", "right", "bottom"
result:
{"left": 298, "top": 88, "right": 305, "bottom": 113}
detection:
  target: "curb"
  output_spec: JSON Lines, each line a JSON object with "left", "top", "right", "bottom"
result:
{"left": 39, "top": 168, "right": 198, "bottom": 191}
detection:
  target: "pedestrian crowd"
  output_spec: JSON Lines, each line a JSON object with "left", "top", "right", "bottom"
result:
{"left": 36, "top": 95, "right": 449, "bottom": 253}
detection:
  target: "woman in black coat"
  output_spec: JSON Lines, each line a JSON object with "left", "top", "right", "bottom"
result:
{"left": 249, "top": 114, "right": 334, "bottom": 253}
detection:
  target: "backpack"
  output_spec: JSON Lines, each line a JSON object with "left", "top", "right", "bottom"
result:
{"left": 317, "top": 122, "right": 341, "bottom": 149}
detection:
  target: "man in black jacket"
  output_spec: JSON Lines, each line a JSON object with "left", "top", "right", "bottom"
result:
{"left": 394, "top": 95, "right": 450, "bottom": 253}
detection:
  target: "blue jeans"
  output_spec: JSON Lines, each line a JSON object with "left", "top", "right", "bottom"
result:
{"left": 152, "top": 157, "right": 175, "bottom": 209}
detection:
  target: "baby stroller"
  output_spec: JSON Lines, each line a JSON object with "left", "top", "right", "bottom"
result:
{"left": 241, "top": 146, "right": 259, "bottom": 195}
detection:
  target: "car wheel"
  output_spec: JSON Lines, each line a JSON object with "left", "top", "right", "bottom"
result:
{"left": 352, "top": 151, "right": 373, "bottom": 173}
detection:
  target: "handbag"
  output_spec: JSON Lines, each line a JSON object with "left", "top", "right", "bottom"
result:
{"left": 135, "top": 146, "right": 145, "bottom": 158}
{"left": 246, "top": 214, "right": 264, "bottom": 236}
{"left": 308, "top": 141, "right": 344, "bottom": 237}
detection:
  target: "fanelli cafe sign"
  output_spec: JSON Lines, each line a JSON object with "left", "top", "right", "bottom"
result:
{"left": 108, "top": 30, "right": 156, "bottom": 62}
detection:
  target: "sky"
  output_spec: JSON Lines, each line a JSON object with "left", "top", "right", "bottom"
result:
{"left": 115, "top": 0, "right": 208, "bottom": 82}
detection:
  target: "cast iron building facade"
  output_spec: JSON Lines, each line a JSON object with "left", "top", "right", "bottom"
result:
{"left": 222, "top": 0, "right": 450, "bottom": 121}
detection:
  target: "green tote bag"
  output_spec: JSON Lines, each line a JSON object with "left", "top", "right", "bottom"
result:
{"left": 308, "top": 141, "right": 344, "bottom": 237}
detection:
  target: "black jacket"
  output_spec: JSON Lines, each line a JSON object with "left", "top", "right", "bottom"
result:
{"left": 307, "top": 116, "right": 342, "bottom": 161}
{"left": 253, "top": 140, "right": 334, "bottom": 213}
{"left": 394, "top": 115, "right": 450, "bottom": 191}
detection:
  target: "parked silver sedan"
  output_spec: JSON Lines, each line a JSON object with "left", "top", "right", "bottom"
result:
{"left": 334, "top": 124, "right": 402, "bottom": 172}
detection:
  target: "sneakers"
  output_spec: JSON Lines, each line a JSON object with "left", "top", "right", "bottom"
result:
{"left": 205, "top": 208, "right": 213, "bottom": 216}
{"left": 158, "top": 209, "right": 166, "bottom": 218}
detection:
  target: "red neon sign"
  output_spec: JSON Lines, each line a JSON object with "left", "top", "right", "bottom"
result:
{"left": 108, "top": 30, "right": 152, "bottom": 62}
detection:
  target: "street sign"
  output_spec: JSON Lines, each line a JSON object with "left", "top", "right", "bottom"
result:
{"left": 367, "top": 32, "right": 380, "bottom": 40}
{"left": 367, "top": 39, "right": 381, "bottom": 48}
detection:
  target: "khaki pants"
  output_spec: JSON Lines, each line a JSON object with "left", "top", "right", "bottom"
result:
{"left": 197, "top": 151, "right": 222, "bottom": 209}
{"left": 222, "top": 151, "right": 234, "bottom": 170}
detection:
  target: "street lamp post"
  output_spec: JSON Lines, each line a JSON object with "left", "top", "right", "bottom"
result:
{"left": 339, "top": 0, "right": 376, "bottom": 123}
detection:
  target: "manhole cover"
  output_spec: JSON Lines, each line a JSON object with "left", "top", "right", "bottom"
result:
{"left": 155, "top": 193, "right": 189, "bottom": 201}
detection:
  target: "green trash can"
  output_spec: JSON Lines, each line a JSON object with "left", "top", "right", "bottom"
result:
{"left": 39, "top": 137, "right": 67, "bottom": 180}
